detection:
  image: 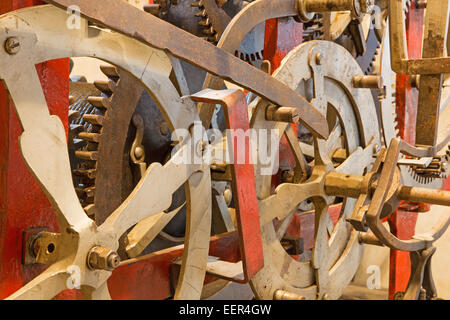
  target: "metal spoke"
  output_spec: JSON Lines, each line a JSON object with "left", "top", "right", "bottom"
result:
{"left": 99, "top": 143, "right": 202, "bottom": 238}
{"left": 126, "top": 204, "right": 186, "bottom": 258}
{"left": 0, "top": 59, "right": 91, "bottom": 229}
{"left": 6, "top": 264, "right": 69, "bottom": 300}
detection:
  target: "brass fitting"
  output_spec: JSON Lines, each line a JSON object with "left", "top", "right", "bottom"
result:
{"left": 265, "top": 106, "right": 300, "bottom": 123}
{"left": 297, "top": 0, "right": 374, "bottom": 22}
{"left": 87, "top": 246, "right": 121, "bottom": 271}
{"left": 274, "top": 289, "right": 306, "bottom": 300}
{"left": 353, "top": 75, "right": 384, "bottom": 89}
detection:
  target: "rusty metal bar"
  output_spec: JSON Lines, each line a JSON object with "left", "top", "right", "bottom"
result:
{"left": 47, "top": 0, "right": 329, "bottom": 139}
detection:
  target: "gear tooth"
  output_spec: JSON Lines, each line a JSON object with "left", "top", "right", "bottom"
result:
{"left": 75, "top": 150, "right": 98, "bottom": 161}
{"left": 83, "top": 186, "right": 95, "bottom": 199}
{"left": 143, "top": 4, "right": 162, "bottom": 16}
{"left": 68, "top": 109, "right": 80, "bottom": 123}
{"left": 208, "top": 33, "right": 219, "bottom": 43}
{"left": 78, "top": 132, "right": 101, "bottom": 143}
{"left": 87, "top": 96, "right": 111, "bottom": 110}
{"left": 203, "top": 26, "right": 215, "bottom": 35}
{"left": 100, "top": 65, "right": 119, "bottom": 80}
{"left": 72, "top": 169, "right": 96, "bottom": 180}
{"left": 93, "top": 80, "right": 115, "bottom": 95}
{"left": 83, "top": 204, "right": 96, "bottom": 217}
{"left": 83, "top": 114, "right": 104, "bottom": 126}
{"left": 199, "top": 17, "right": 210, "bottom": 27}
{"left": 216, "top": 0, "right": 228, "bottom": 7}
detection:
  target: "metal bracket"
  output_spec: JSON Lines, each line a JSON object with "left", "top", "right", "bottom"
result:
{"left": 191, "top": 89, "right": 264, "bottom": 282}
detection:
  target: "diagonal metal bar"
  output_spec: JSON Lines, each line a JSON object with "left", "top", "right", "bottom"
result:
{"left": 46, "top": 0, "right": 329, "bottom": 139}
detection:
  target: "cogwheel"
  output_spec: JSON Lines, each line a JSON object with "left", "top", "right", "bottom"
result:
{"left": 192, "top": 0, "right": 264, "bottom": 66}
{"left": 71, "top": 65, "right": 144, "bottom": 221}
{"left": 192, "top": 0, "right": 227, "bottom": 43}
{"left": 68, "top": 82, "right": 101, "bottom": 192}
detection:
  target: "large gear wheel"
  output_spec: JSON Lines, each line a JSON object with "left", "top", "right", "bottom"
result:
{"left": 0, "top": 5, "right": 211, "bottom": 300}
{"left": 248, "top": 40, "right": 381, "bottom": 300}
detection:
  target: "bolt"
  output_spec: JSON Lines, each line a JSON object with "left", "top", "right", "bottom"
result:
{"left": 107, "top": 252, "right": 121, "bottom": 269}
{"left": 5, "top": 37, "right": 20, "bottom": 55}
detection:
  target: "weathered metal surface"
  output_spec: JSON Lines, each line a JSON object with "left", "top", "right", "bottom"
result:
{"left": 0, "top": 5, "right": 213, "bottom": 299}
{"left": 389, "top": 0, "right": 450, "bottom": 148}
{"left": 201, "top": 0, "right": 231, "bottom": 38}
{"left": 250, "top": 40, "right": 379, "bottom": 300}
{"left": 197, "top": 0, "right": 305, "bottom": 128}
{"left": 191, "top": 89, "right": 264, "bottom": 281}
{"left": 93, "top": 70, "right": 143, "bottom": 225}
{"left": 389, "top": 0, "right": 450, "bottom": 75}
{"left": 48, "top": 0, "right": 329, "bottom": 140}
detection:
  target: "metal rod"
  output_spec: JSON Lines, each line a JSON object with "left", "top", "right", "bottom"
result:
{"left": 397, "top": 186, "right": 450, "bottom": 206}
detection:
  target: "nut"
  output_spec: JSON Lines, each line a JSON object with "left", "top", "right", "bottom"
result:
{"left": 87, "top": 246, "right": 121, "bottom": 271}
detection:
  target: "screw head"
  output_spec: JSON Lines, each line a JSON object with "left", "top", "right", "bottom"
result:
{"left": 5, "top": 37, "right": 20, "bottom": 55}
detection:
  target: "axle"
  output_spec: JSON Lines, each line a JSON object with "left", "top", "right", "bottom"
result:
{"left": 325, "top": 171, "right": 450, "bottom": 206}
